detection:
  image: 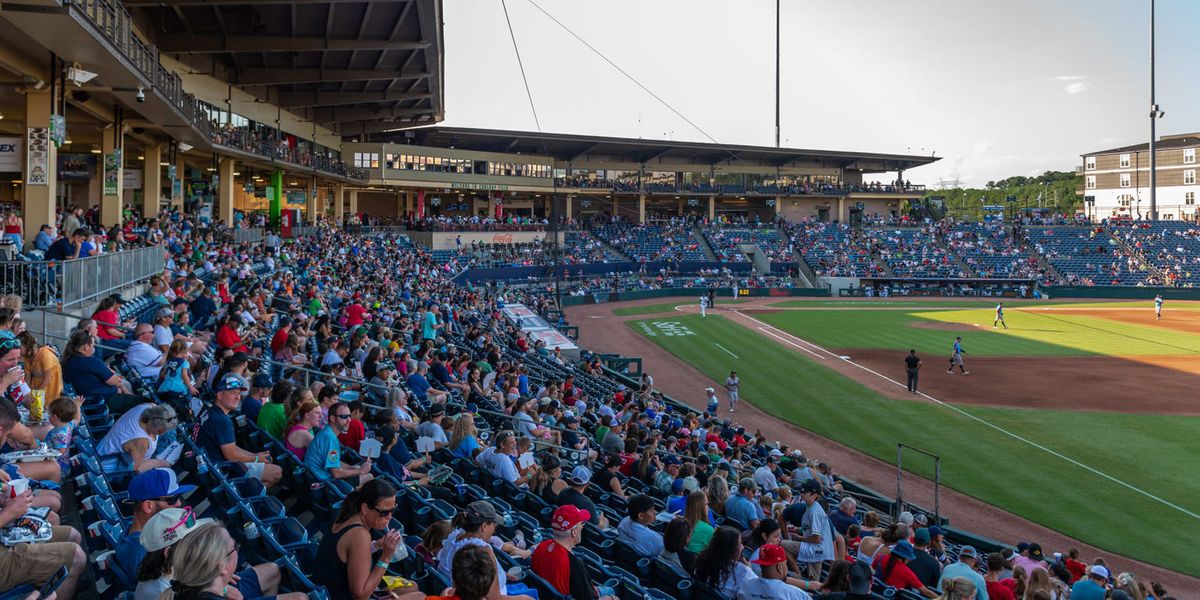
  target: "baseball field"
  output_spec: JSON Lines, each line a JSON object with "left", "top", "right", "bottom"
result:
{"left": 620, "top": 298, "right": 1200, "bottom": 578}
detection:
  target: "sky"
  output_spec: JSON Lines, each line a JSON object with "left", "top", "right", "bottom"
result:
{"left": 439, "top": 0, "right": 1200, "bottom": 187}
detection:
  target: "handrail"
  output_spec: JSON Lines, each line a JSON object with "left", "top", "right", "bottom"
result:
{"left": 0, "top": 246, "right": 165, "bottom": 309}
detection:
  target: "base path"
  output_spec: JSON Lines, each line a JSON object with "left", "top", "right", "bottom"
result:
{"left": 566, "top": 297, "right": 1200, "bottom": 595}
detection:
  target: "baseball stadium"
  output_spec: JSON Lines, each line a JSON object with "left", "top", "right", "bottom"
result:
{"left": 0, "top": 1, "right": 1197, "bottom": 600}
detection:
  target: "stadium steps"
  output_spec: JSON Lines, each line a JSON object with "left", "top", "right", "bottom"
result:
{"left": 937, "top": 237, "right": 980, "bottom": 277}
{"left": 1108, "top": 230, "right": 1169, "bottom": 281}
{"left": 792, "top": 250, "right": 817, "bottom": 287}
{"left": 593, "top": 235, "right": 633, "bottom": 262}
{"left": 1016, "top": 234, "right": 1066, "bottom": 283}
{"left": 693, "top": 223, "right": 719, "bottom": 261}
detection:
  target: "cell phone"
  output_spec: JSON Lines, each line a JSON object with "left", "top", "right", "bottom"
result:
{"left": 37, "top": 565, "right": 67, "bottom": 599}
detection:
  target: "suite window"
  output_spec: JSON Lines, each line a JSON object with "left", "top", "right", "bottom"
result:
{"left": 1120, "top": 173, "right": 1131, "bottom": 188}
{"left": 1186, "top": 170, "right": 1196, "bottom": 185}
{"left": 353, "top": 152, "right": 379, "bottom": 169}
{"left": 1186, "top": 149, "right": 1196, "bottom": 164}
{"left": 1119, "top": 154, "right": 1131, "bottom": 168}
{"left": 1085, "top": 175, "right": 1096, "bottom": 189}
{"left": 1085, "top": 156, "right": 1096, "bottom": 170}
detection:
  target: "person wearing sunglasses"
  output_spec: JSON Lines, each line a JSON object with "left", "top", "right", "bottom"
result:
{"left": 197, "top": 375, "right": 282, "bottom": 487}
{"left": 303, "top": 401, "right": 373, "bottom": 488}
{"left": 313, "top": 479, "right": 422, "bottom": 600}
{"left": 115, "top": 468, "right": 193, "bottom": 580}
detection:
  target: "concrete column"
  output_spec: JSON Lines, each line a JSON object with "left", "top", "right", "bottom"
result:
{"left": 404, "top": 191, "right": 413, "bottom": 216}
{"left": 332, "top": 184, "right": 344, "bottom": 225}
{"left": 708, "top": 196, "right": 715, "bottom": 221}
{"left": 22, "top": 91, "right": 56, "bottom": 243}
{"left": 306, "top": 176, "right": 320, "bottom": 224}
{"left": 349, "top": 189, "right": 359, "bottom": 218}
{"left": 217, "top": 158, "right": 236, "bottom": 226}
{"left": 677, "top": 198, "right": 683, "bottom": 216}
{"left": 173, "top": 154, "right": 186, "bottom": 211}
{"left": 774, "top": 195, "right": 782, "bottom": 217}
{"left": 638, "top": 194, "right": 646, "bottom": 224}
{"left": 837, "top": 197, "right": 845, "bottom": 223}
{"left": 142, "top": 144, "right": 163, "bottom": 219}
{"left": 565, "top": 194, "right": 573, "bottom": 220}
{"left": 487, "top": 195, "right": 496, "bottom": 218}
{"left": 611, "top": 196, "right": 618, "bottom": 217}
{"left": 100, "top": 127, "right": 124, "bottom": 227}
{"left": 416, "top": 189, "right": 425, "bottom": 218}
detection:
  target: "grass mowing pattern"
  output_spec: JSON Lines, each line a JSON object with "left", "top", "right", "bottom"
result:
{"left": 754, "top": 308, "right": 1200, "bottom": 357}
{"left": 630, "top": 314, "right": 1200, "bottom": 576}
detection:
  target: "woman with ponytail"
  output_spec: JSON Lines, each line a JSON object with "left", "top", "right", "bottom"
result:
{"left": 156, "top": 522, "right": 236, "bottom": 600}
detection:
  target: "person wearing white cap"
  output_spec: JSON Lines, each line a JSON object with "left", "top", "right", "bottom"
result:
{"left": 938, "top": 545, "right": 987, "bottom": 600}
{"left": 133, "top": 507, "right": 215, "bottom": 600}
{"left": 705, "top": 387, "right": 719, "bottom": 416}
{"left": 1069, "top": 565, "right": 1110, "bottom": 600}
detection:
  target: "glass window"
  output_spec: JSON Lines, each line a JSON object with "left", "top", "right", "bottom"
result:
{"left": 1187, "top": 149, "right": 1196, "bottom": 164}
{"left": 1085, "top": 156, "right": 1096, "bottom": 170}
{"left": 1086, "top": 175, "right": 1096, "bottom": 189}
{"left": 1120, "top": 173, "right": 1131, "bottom": 188}
{"left": 1186, "top": 192, "right": 1195, "bottom": 205}
{"left": 1120, "top": 154, "right": 1131, "bottom": 168}
{"left": 1186, "top": 170, "right": 1196, "bottom": 185}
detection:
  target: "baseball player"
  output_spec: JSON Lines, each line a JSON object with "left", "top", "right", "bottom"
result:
{"left": 947, "top": 336, "right": 969, "bottom": 375}
{"left": 993, "top": 302, "right": 1007, "bottom": 329}
{"left": 699, "top": 295, "right": 709, "bottom": 317}
{"left": 724, "top": 370, "right": 740, "bottom": 412}
{"left": 705, "top": 387, "right": 719, "bottom": 416}
{"left": 1155, "top": 294, "right": 1163, "bottom": 320}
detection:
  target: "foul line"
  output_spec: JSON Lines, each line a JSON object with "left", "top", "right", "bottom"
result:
{"left": 714, "top": 343, "right": 739, "bottom": 358}
{"left": 756, "top": 327, "right": 825, "bottom": 359}
{"left": 732, "top": 310, "right": 1200, "bottom": 523}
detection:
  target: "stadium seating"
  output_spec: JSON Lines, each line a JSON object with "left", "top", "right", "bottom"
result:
{"left": 789, "top": 222, "right": 883, "bottom": 277}
{"left": 1024, "top": 226, "right": 1150, "bottom": 286}
{"left": 946, "top": 222, "right": 1045, "bottom": 279}
{"left": 1108, "top": 220, "right": 1200, "bottom": 286}
{"left": 869, "top": 227, "right": 966, "bottom": 278}
{"left": 703, "top": 225, "right": 791, "bottom": 262}
{"left": 592, "top": 223, "right": 706, "bottom": 262}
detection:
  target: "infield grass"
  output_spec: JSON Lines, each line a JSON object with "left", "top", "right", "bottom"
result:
{"left": 630, "top": 313, "right": 1200, "bottom": 577}
{"left": 611, "top": 299, "right": 749, "bottom": 317}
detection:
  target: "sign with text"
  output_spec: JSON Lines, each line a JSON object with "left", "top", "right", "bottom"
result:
{"left": 0, "top": 137, "right": 21, "bottom": 172}
{"left": 103, "top": 149, "right": 122, "bottom": 196}
{"left": 26, "top": 128, "right": 49, "bottom": 186}
{"left": 58, "top": 153, "right": 94, "bottom": 180}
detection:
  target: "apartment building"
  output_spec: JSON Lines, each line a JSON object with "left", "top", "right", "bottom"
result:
{"left": 1081, "top": 133, "right": 1200, "bottom": 221}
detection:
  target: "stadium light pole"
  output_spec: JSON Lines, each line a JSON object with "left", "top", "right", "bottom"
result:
{"left": 775, "top": 0, "right": 781, "bottom": 148}
{"left": 1149, "top": 0, "right": 1162, "bottom": 220}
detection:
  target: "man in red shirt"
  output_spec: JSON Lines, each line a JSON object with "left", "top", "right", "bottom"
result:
{"left": 984, "top": 552, "right": 1017, "bottom": 600}
{"left": 344, "top": 300, "right": 368, "bottom": 328}
{"left": 872, "top": 541, "right": 938, "bottom": 598}
{"left": 531, "top": 505, "right": 604, "bottom": 600}
{"left": 1064, "top": 548, "right": 1087, "bottom": 583}
{"left": 270, "top": 316, "right": 292, "bottom": 355}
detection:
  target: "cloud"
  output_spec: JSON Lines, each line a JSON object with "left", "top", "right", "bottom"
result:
{"left": 1051, "top": 75, "right": 1088, "bottom": 81}
{"left": 1064, "top": 81, "right": 1091, "bottom": 95}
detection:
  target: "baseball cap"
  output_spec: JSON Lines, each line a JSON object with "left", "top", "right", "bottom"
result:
{"left": 664, "top": 455, "right": 681, "bottom": 466}
{"left": 463, "top": 501, "right": 502, "bottom": 526}
{"left": 140, "top": 507, "right": 214, "bottom": 552}
{"left": 1028, "top": 543, "right": 1044, "bottom": 560}
{"left": 376, "top": 359, "right": 396, "bottom": 372}
{"left": 913, "top": 528, "right": 931, "bottom": 546}
{"left": 750, "top": 543, "right": 788, "bottom": 566}
{"left": 550, "top": 505, "right": 591, "bottom": 532}
{"left": 1017, "top": 541, "right": 1031, "bottom": 553}
{"left": 797, "top": 479, "right": 821, "bottom": 494}
{"left": 958, "top": 545, "right": 978, "bottom": 559}
{"left": 671, "top": 479, "right": 684, "bottom": 495}
{"left": 252, "top": 373, "right": 274, "bottom": 389}
{"left": 1090, "top": 565, "right": 1110, "bottom": 579}
{"left": 681, "top": 476, "right": 700, "bottom": 493}
{"left": 567, "top": 466, "right": 593, "bottom": 486}
{"left": 928, "top": 525, "right": 945, "bottom": 537}
{"left": 213, "top": 374, "right": 249, "bottom": 393}
{"left": 848, "top": 562, "right": 872, "bottom": 594}
{"left": 156, "top": 307, "right": 174, "bottom": 320}
{"left": 127, "top": 468, "right": 196, "bottom": 502}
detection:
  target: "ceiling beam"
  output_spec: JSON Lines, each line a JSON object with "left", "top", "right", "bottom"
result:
{"left": 339, "top": 116, "right": 434, "bottom": 137}
{"left": 126, "top": 0, "right": 409, "bottom": 5}
{"left": 310, "top": 106, "right": 433, "bottom": 123}
{"left": 158, "top": 35, "right": 430, "bottom": 54}
{"left": 276, "top": 90, "right": 431, "bottom": 108}
{"left": 234, "top": 68, "right": 430, "bottom": 86}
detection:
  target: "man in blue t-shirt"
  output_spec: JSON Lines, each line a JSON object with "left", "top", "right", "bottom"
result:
{"left": 197, "top": 375, "right": 281, "bottom": 486}
{"left": 304, "top": 401, "right": 373, "bottom": 486}
{"left": 114, "top": 468, "right": 194, "bottom": 579}
{"left": 422, "top": 306, "right": 441, "bottom": 341}
{"left": 405, "top": 363, "right": 448, "bottom": 406}
{"left": 724, "top": 477, "right": 764, "bottom": 529}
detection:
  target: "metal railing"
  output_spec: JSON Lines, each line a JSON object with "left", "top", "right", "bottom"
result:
{"left": 232, "top": 228, "right": 265, "bottom": 244}
{"left": 0, "top": 246, "right": 165, "bottom": 309}
{"left": 72, "top": 0, "right": 158, "bottom": 81}
{"left": 290, "top": 226, "right": 321, "bottom": 238}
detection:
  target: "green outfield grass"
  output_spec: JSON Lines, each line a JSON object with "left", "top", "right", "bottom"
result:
{"left": 752, "top": 308, "right": 1200, "bottom": 356}
{"left": 629, "top": 313, "right": 1200, "bottom": 577}
{"left": 611, "top": 298, "right": 749, "bottom": 316}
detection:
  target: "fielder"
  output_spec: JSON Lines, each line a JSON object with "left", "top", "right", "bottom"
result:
{"left": 947, "top": 336, "right": 969, "bottom": 375}
{"left": 699, "top": 295, "right": 709, "bottom": 317}
{"left": 994, "top": 302, "right": 1007, "bottom": 329}
{"left": 724, "top": 370, "right": 740, "bottom": 412}
{"left": 1155, "top": 294, "right": 1163, "bottom": 320}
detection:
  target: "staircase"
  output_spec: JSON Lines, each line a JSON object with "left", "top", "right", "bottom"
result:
{"left": 693, "top": 224, "right": 718, "bottom": 261}
{"left": 937, "top": 237, "right": 979, "bottom": 277}
{"left": 1015, "top": 234, "right": 1066, "bottom": 283}
{"left": 1107, "top": 229, "right": 1169, "bottom": 282}
{"left": 741, "top": 245, "right": 772, "bottom": 274}
{"left": 791, "top": 250, "right": 817, "bottom": 287}
{"left": 592, "top": 233, "right": 633, "bottom": 262}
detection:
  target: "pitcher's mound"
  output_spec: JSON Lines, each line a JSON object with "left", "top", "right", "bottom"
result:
{"left": 910, "top": 321, "right": 979, "bottom": 332}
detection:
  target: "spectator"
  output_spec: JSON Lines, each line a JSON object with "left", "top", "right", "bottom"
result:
{"left": 725, "top": 477, "right": 763, "bottom": 529}
{"left": 684, "top": 491, "right": 715, "bottom": 553}
{"left": 437, "top": 500, "right": 534, "bottom": 600}
{"left": 337, "top": 399, "right": 367, "bottom": 451}
{"left": 1069, "top": 565, "right": 1109, "bottom": 600}
{"left": 33, "top": 225, "right": 54, "bottom": 253}
{"left": 284, "top": 400, "right": 321, "bottom": 460}
{"left": 984, "top": 553, "right": 1017, "bottom": 600}
{"left": 133, "top": 506, "right": 212, "bottom": 600}
{"left": 796, "top": 479, "right": 834, "bottom": 578}
{"left": 694, "top": 525, "right": 755, "bottom": 597}
{"left": 1014, "top": 543, "right": 1049, "bottom": 578}
{"left": 96, "top": 403, "right": 179, "bottom": 473}
{"left": 0, "top": 396, "right": 85, "bottom": 597}
{"left": 197, "top": 375, "right": 282, "bottom": 486}
{"left": 114, "top": 468, "right": 193, "bottom": 580}
{"left": 44, "top": 227, "right": 86, "bottom": 261}
{"left": 448, "top": 412, "right": 480, "bottom": 459}
{"left": 159, "top": 520, "right": 304, "bottom": 600}
{"left": 257, "top": 380, "right": 293, "bottom": 439}
{"left": 126, "top": 324, "right": 166, "bottom": 381}
{"left": 660, "top": 517, "right": 695, "bottom": 573}
{"left": 938, "top": 577, "right": 979, "bottom": 600}
{"left": 593, "top": 452, "right": 627, "bottom": 499}
{"left": 909, "top": 527, "right": 944, "bottom": 589}
{"left": 873, "top": 540, "right": 937, "bottom": 598}
{"left": 816, "top": 560, "right": 874, "bottom": 600}
{"left": 739, "top": 543, "right": 814, "bottom": 600}
{"left": 305, "top": 401, "right": 373, "bottom": 486}
{"left": 475, "top": 431, "right": 533, "bottom": 487}
{"left": 61, "top": 330, "right": 140, "bottom": 413}
{"left": 939, "top": 545, "right": 987, "bottom": 600}
{"left": 556, "top": 466, "right": 607, "bottom": 528}
{"left": 18, "top": 331, "right": 62, "bottom": 407}
{"left": 312, "top": 479, "right": 422, "bottom": 600}
{"left": 616, "top": 494, "right": 663, "bottom": 558}
{"left": 531, "top": 505, "right": 610, "bottom": 600}
{"left": 828, "top": 497, "right": 861, "bottom": 535}
{"left": 240, "top": 373, "right": 273, "bottom": 423}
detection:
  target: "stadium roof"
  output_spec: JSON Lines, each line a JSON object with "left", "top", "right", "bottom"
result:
{"left": 387, "top": 127, "right": 940, "bottom": 172}
{"left": 128, "top": 0, "right": 445, "bottom": 137}
{"left": 1087, "top": 133, "right": 1200, "bottom": 156}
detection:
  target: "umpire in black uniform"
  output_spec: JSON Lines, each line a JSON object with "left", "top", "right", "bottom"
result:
{"left": 905, "top": 349, "right": 921, "bottom": 394}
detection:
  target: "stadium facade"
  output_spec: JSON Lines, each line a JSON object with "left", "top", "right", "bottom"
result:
{"left": 1082, "top": 132, "right": 1200, "bottom": 222}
